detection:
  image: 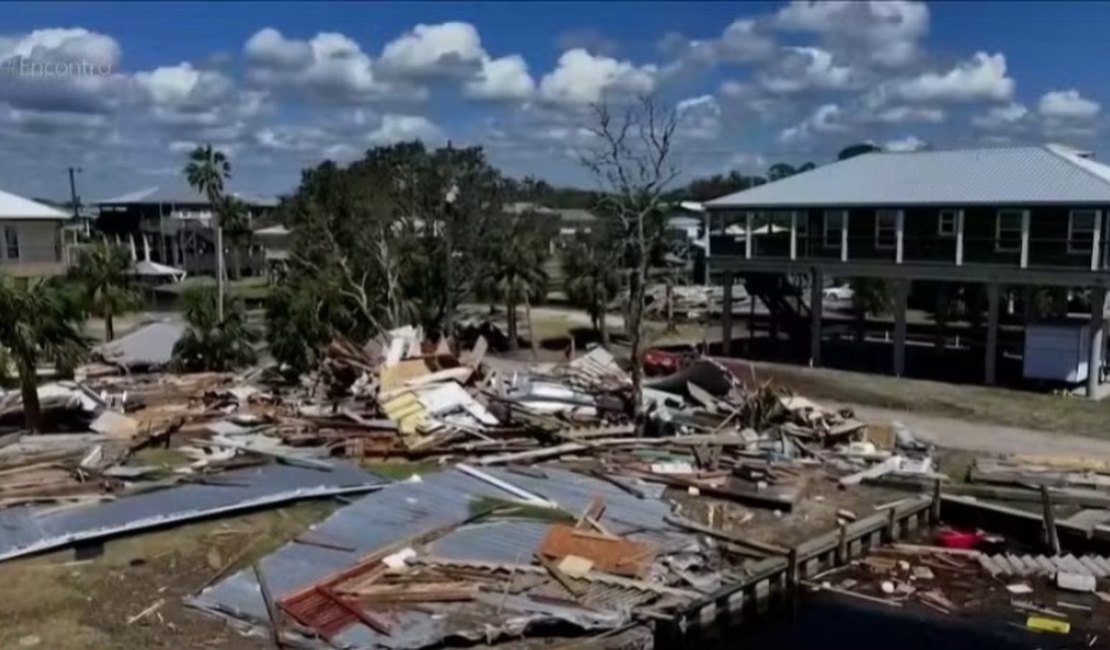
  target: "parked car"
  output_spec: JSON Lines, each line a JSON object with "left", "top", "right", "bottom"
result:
{"left": 822, "top": 284, "right": 854, "bottom": 302}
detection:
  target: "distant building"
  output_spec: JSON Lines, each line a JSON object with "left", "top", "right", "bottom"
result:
{"left": 253, "top": 224, "right": 291, "bottom": 281}
{"left": 95, "top": 185, "right": 277, "bottom": 277}
{"left": 0, "top": 188, "right": 79, "bottom": 277}
{"left": 504, "top": 202, "right": 597, "bottom": 239}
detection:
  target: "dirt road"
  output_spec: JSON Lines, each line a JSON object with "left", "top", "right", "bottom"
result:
{"left": 837, "top": 402, "right": 1110, "bottom": 458}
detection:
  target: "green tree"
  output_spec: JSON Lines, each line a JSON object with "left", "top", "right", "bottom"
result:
{"left": 478, "top": 210, "right": 552, "bottom": 353}
{"left": 767, "top": 163, "right": 797, "bottom": 181}
{"left": 184, "top": 144, "right": 232, "bottom": 318}
{"left": 172, "top": 286, "right": 257, "bottom": 372}
{"left": 563, "top": 231, "right": 621, "bottom": 348}
{"left": 0, "top": 276, "right": 87, "bottom": 431}
{"left": 798, "top": 161, "right": 817, "bottom": 172}
{"left": 838, "top": 143, "right": 880, "bottom": 160}
{"left": 221, "top": 197, "right": 253, "bottom": 281}
{"left": 70, "top": 239, "right": 141, "bottom": 341}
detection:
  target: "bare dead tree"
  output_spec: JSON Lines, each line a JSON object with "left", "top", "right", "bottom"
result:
{"left": 582, "top": 95, "right": 680, "bottom": 421}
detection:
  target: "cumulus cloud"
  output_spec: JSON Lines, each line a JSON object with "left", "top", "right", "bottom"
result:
{"left": 0, "top": 28, "right": 127, "bottom": 113}
{"left": 873, "top": 105, "right": 945, "bottom": 124}
{"left": 243, "top": 28, "right": 418, "bottom": 103}
{"left": 377, "top": 22, "right": 485, "bottom": 78}
{"left": 675, "top": 94, "right": 722, "bottom": 140}
{"left": 758, "top": 46, "right": 854, "bottom": 94}
{"left": 539, "top": 49, "right": 656, "bottom": 106}
{"left": 1038, "top": 90, "right": 1101, "bottom": 120}
{"left": 970, "top": 102, "right": 1028, "bottom": 130}
{"left": 556, "top": 28, "right": 620, "bottom": 57}
{"left": 884, "top": 135, "right": 927, "bottom": 152}
{"left": 665, "top": 19, "right": 776, "bottom": 72}
{"left": 895, "top": 52, "right": 1014, "bottom": 103}
{"left": 463, "top": 55, "right": 535, "bottom": 101}
{"left": 135, "top": 62, "right": 234, "bottom": 112}
{"left": 780, "top": 103, "right": 849, "bottom": 143}
{"left": 367, "top": 114, "right": 442, "bottom": 144}
{"left": 775, "top": 0, "right": 929, "bottom": 68}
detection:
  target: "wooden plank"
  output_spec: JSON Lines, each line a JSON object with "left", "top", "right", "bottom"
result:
{"left": 536, "top": 553, "right": 587, "bottom": 598}
{"left": 1042, "top": 486, "right": 1061, "bottom": 556}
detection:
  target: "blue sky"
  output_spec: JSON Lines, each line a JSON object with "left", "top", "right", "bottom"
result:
{"left": 1, "top": 1, "right": 1108, "bottom": 201}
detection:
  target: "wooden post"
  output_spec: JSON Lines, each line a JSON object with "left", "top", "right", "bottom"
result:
{"left": 836, "top": 524, "right": 848, "bottom": 563}
{"left": 985, "top": 282, "right": 1000, "bottom": 385}
{"left": 895, "top": 210, "right": 904, "bottom": 264}
{"left": 1041, "top": 485, "right": 1061, "bottom": 556}
{"left": 840, "top": 213, "right": 849, "bottom": 263}
{"left": 722, "top": 272, "right": 733, "bottom": 357}
{"left": 885, "top": 505, "right": 898, "bottom": 543}
{"left": 1092, "top": 211, "right": 1103, "bottom": 271}
{"left": 1088, "top": 286, "right": 1106, "bottom": 398}
{"left": 931, "top": 479, "right": 942, "bottom": 524}
{"left": 1020, "top": 210, "right": 1030, "bottom": 269}
{"left": 789, "top": 211, "right": 798, "bottom": 260}
{"left": 893, "top": 279, "right": 908, "bottom": 377}
{"left": 745, "top": 212, "right": 753, "bottom": 259}
{"left": 809, "top": 268, "right": 822, "bottom": 367}
{"left": 955, "top": 210, "right": 965, "bottom": 266}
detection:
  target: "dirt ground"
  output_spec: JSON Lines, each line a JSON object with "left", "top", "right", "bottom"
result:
{"left": 0, "top": 501, "right": 336, "bottom": 650}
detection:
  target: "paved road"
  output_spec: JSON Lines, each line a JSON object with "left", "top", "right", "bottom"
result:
{"left": 834, "top": 401, "right": 1110, "bottom": 457}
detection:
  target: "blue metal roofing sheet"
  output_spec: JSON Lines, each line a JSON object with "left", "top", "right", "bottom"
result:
{"left": 705, "top": 145, "right": 1110, "bottom": 208}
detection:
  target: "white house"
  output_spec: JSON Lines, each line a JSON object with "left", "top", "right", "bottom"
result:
{"left": 0, "top": 188, "right": 76, "bottom": 277}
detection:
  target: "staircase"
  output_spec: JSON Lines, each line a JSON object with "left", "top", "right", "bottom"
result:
{"left": 741, "top": 272, "right": 812, "bottom": 347}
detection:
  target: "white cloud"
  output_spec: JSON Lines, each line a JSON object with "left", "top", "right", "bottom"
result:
{"left": 135, "top": 62, "right": 233, "bottom": 111}
{"left": 168, "top": 140, "right": 197, "bottom": 154}
{"left": 758, "top": 46, "right": 854, "bottom": 94}
{"left": 464, "top": 55, "right": 534, "bottom": 101}
{"left": 971, "top": 102, "right": 1028, "bottom": 130}
{"left": 243, "top": 28, "right": 417, "bottom": 103}
{"left": 377, "top": 22, "right": 485, "bottom": 78}
{"left": 884, "top": 135, "right": 927, "bottom": 152}
{"left": 775, "top": 0, "right": 929, "bottom": 68}
{"left": 539, "top": 49, "right": 656, "bottom": 106}
{"left": 874, "top": 105, "right": 945, "bottom": 124}
{"left": 367, "top": 114, "right": 442, "bottom": 144}
{"left": 780, "top": 103, "right": 849, "bottom": 143}
{"left": 666, "top": 19, "right": 775, "bottom": 73}
{"left": 0, "top": 28, "right": 127, "bottom": 114}
{"left": 896, "top": 52, "right": 1014, "bottom": 103}
{"left": 675, "top": 95, "right": 722, "bottom": 140}
{"left": 1038, "top": 90, "right": 1101, "bottom": 120}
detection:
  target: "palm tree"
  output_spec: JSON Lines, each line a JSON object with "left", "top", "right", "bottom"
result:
{"left": 0, "top": 275, "right": 87, "bottom": 432}
{"left": 479, "top": 213, "right": 550, "bottom": 353}
{"left": 563, "top": 232, "right": 620, "bottom": 348}
{"left": 184, "top": 144, "right": 231, "bottom": 319}
{"left": 70, "top": 240, "right": 141, "bottom": 341}
{"left": 172, "top": 286, "right": 257, "bottom": 372}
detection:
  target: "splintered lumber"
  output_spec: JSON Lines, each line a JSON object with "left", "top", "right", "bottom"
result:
{"left": 1041, "top": 486, "right": 1062, "bottom": 556}
{"left": 638, "top": 472, "right": 797, "bottom": 512}
{"left": 536, "top": 553, "right": 587, "bottom": 598}
{"left": 839, "top": 456, "right": 901, "bottom": 487}
{"left": 586, "top": 470, "right": 647, "bottom": 499}
{"left": 538, "top": 523, "right": 655, "bottom": 578}
{"left": 663, "top": 514, "right": 787, "bottom": 557}
{"left": 338, "top": 581, "right": 478, "bottom": 602}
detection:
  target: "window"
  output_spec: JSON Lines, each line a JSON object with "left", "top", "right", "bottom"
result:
{"left": 938, "top": 210, "right": 958, "bottom": 237}
{"left": 795, "top": 211, "right": 808, "bottom": 237}
{"left": 1068, "top": 209, "right": 1100, "bottom": 254}
{"left": 875, "top": 210, "right": 899, "bottom": 249}
{"left": 4, "top": 226, "right": 18, "bottom": 260}
{"left": 995, "top": 209, "right": 1025, "bottom": 253}
{"left": 823, "top": 210, "right": 846, "bottom": 248}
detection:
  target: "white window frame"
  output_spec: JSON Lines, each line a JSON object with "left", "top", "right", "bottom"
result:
{"left": 938, "top": 210, "right": 958, "bottom": 237}
{"left": 1068, "top": 209, "right": 1100, "bottom": 255}
{"left": 3, "top": 226, "right": 18, "bottom": 260}
{"left": 995, "top": 209, "right": 1025, "bottom": 253}
{"left": 823, "top": 210, "right": 846, "bottom": 248}
{"left": 875, "top": 209, "right": 899, "bottom": 250}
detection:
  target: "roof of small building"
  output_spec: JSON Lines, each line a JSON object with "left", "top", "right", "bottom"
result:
{"left": 705, "top": 144, "right": 1110, "bottom": 208}
{"left": 0, "top": 188, "right": 70, "bottom": 220}
{"left": 98, "top": 185, "right": 278, "bottom": 207}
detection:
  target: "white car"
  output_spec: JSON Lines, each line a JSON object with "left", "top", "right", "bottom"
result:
{"left": 822, "top": 284, "right": 854, "bottom": 302}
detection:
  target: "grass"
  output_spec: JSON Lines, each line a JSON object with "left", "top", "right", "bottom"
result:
{"left": 747, "top": 359, "right": 1110, "bottom": 438}
{"left": 152, "top": 276, "right": 272, "bottom": 300}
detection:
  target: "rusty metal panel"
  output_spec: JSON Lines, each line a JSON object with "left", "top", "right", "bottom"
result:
{"left": 537, "top": 523, "right": 655, "bottom": 578}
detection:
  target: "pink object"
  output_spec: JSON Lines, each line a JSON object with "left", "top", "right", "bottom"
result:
{"left": 936, "top": 529, "right": 985, "bottom": 549}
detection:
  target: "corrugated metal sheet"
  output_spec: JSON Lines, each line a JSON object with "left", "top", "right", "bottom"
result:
{"left": 0, "top": 462, "right": 384, "bottom": 562}
{"left": 95, "top": 320, "right": 187, "bottom": 369}
{"left": 705, "top": 145, "right": 1110, "bottom": 208}
{"left": 188, "top": 466, "right": 689, "bottom": 649}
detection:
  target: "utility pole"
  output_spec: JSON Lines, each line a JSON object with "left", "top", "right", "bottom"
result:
{"left": 67, "top": 167, "right": 85, "bottom": 236}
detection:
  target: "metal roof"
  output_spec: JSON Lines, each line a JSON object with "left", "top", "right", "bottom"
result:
{"left": 94, "top": 319, "right": 187, "bottom": 369}
{"left": 98, "top": 185, "right": 278, "bottom": 208}
{"left": 705, "top": 144, "right": 1110, "bottom": 208}
{"left": 0, "top": 462, "right": 384, "bottom": 563}
{"left": 0, "top": 187, "right": 70, "bottom": 220}
{"left": 189, "top": 466, "right": 689, "bottom": 649}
